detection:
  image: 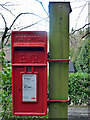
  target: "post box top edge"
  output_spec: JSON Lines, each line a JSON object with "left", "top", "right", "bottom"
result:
{"left": 11, "top": 31, "right": 47, "bottom": 35}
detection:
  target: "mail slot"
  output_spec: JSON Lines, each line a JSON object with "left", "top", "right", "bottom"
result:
{"left": 11, "top": 31, "right": 47, "bottom": 116}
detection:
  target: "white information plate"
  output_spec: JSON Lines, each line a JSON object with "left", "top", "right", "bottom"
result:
{"left": 22, "top": 74, "right": 37, "bottom": 102}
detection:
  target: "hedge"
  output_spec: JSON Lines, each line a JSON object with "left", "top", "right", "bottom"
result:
{"left": 68, "top": 72, "right": 88, "bottom": 105}
{"left": 47, "top": 72, "right": 88, "bottom": 105}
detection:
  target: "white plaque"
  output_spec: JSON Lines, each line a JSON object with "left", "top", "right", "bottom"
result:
{"left": 22, "top": 74, "right": 37, "bottom": 102}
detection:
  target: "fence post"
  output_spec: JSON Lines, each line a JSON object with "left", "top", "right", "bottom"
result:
{"left": 49, "top": 2, "right": 72, "bottom": 118}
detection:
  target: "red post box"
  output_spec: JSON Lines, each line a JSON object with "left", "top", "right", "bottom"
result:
{"left": 11, "top": 31, "right": 47, "bottom": 116}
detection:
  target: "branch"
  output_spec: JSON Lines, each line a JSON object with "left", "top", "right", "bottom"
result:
{"left": 35, "top": 0, "right": 49, "bottom": 16}
{"left": 0, "top": 13, "right": 7, "bottom": 28}
{"left": 70, "top": 23, "right": 90, "bottom": 35}
{"left": 1, "top": 27, "right": 9, "bottom": 48}
{"left": 70, "top": 35, "right": 77, "bottom": 47}
{"left": 1, "top": 12, "right": 48, "bottom": 46}
{"left": 1, "top": 27, "right": 9, "bottom": 42}
{"left": 19, "top": 18, "right": 45, "bottom": 31}
{"left": 9, "top": 12, "right": 48, "bottom": 30}
{"left": 75, "top": 1, "right": 88, "bottom": 29}
{"left": 4, "top": 34, "right": 11, "bottom": 46}
{"left": 1, "top": 2, "right": 12, "bottom": 6}
{"left": 0, "top": 4, "right": 15, "bottom": 16}
{"left": 82, "top": 32, "right": 90, "bottom": 39}
{"left": 1, "top": 2, "right": 19, "bottom": 6}
{"left": 4, "top": 17, "right": 48, "bottom": 45}
{"left": 72, "top": 4, "right": 86, "bottom": 9}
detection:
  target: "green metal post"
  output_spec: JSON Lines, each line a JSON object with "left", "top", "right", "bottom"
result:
{"left": 49, "top": 2, "right": 72, "bottom": 119}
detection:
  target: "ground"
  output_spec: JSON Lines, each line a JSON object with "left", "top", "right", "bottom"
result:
{"left": 0, "top": 105, "right": 89, "bottom": 119}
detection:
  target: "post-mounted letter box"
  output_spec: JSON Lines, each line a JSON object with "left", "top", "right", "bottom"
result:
{"left": 11, "top": 31, "right": 47, "bottom": 116}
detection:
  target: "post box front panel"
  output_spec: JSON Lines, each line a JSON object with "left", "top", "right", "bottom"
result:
{"left": 11, "top": 31, "right": 47, "bottom": 116}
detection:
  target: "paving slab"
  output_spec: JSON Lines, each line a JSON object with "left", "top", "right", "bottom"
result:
{"left": 68, "top": 105, "right": 90, "bottom": 119}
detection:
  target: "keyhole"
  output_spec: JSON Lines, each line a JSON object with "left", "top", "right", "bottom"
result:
{"left": 19, "top": 89, "right": 21, "bottom": 91}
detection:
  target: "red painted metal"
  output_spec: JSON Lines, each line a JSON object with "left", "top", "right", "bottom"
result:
{"left": 13, "top": 43, "right": 45, "bottom": 47}
{"left": 12, "top": 63, "right": 47, "bottom": 66}
{"left": 11, "top": 31, "right": 47, "bottom": 116}
{"left": 48, "top": 58, "right": 70, "bottom": 62}
{"left": 47, "top": 99, "right": 69, "bottom": 103}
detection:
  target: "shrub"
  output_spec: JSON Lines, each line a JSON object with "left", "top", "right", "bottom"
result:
{"left": 0, "top": 51, "right": 12, "bottom": 119}
{"left": 68, "top": 72, "right": 88, "bottom": 105}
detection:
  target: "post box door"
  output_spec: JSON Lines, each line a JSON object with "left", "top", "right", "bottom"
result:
{"left": 11, "top": 31, "right": 47, "bottom": 116}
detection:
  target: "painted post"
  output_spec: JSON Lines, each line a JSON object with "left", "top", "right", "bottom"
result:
{"left": 49, "top": 2, "right": 72, "bottom": 119}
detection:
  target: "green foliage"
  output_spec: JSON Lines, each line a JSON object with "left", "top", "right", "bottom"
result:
{"left": 74, "top": 38, "right": 89, "bottom": 72}
{"left": 85, "top": 27, "right": 90, "bottom": 39}
{"left": 68, "top": 72, "right": 88, "bottom": 105}
{"left": 0, "top": 72, "right": 2, "bottom": 104}
{"left": 70, "top": 27, "right": 89, "bottom": 73}
{"left": 0, "top": 50, "right": 13, "bottom": 119}
{"left": 71, "top": 27, "right": 74, "bottom": 32}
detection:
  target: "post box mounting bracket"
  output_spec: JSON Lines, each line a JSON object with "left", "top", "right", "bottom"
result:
{"left": 47, "top": 53, "right": 70, "bottom": 62}
{"left": 47, "top": 52, "right": 70, "bottom": 103}
{"left": 47, "top": 58, "right": 70, "bottom": 62}
{"left": 47, "top": 98, "right": 69, "bottom": 103}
